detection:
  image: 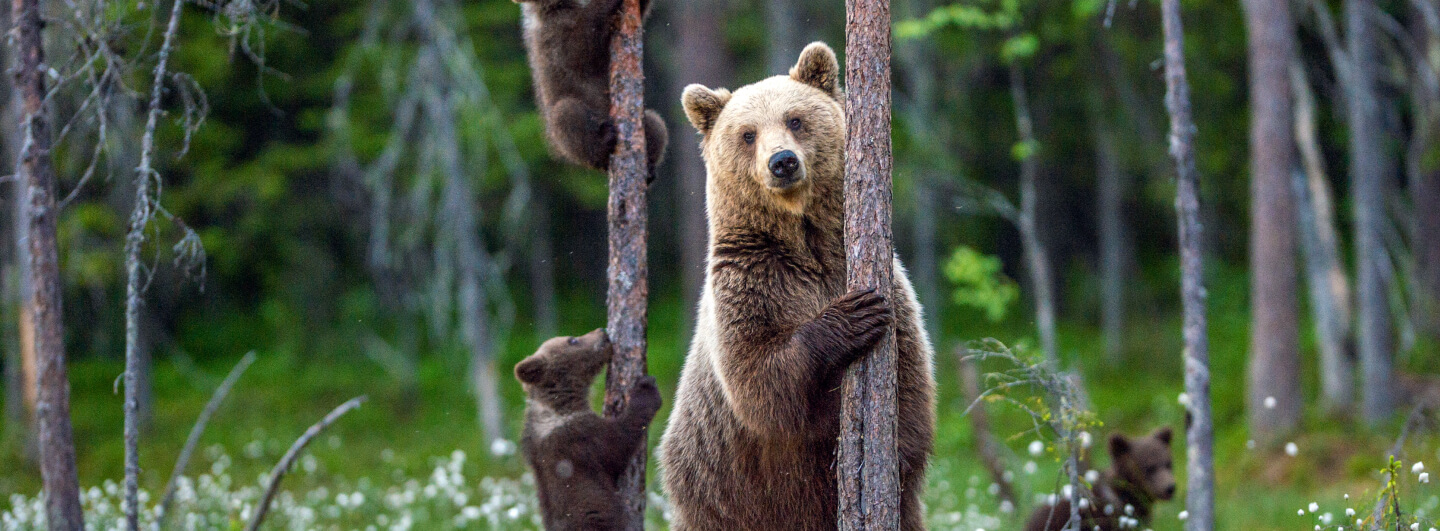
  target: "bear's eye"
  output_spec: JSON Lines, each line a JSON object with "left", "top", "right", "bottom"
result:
{"left": 742, "top": 131, "right": 756, "bottom": 145}
{"left": 787, "top": 118, "right": 802, "bottom": 131}
{"left": 567, "top": 337, "right": 580, "bottom": 346}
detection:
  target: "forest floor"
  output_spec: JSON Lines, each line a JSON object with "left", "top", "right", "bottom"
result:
{"left": 2, "top": 265, "right": 1438, "bottom": 529}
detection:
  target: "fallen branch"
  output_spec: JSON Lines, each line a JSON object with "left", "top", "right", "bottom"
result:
{"left": 156, "top": 351, "right": 256, "bottom": 528}
{"left": 246, "top": 396, "right": 367, "bottom": 531}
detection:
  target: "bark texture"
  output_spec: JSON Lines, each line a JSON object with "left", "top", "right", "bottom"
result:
{"left": 1346, "top": 0, "right": 1395, "bottom": 424}
{"left": 1159, "top": 0, "right": 1215, "bottom": 527}
{"left": 603, "top": 0, "right": 651, "bottom": 527}
{"left": 1242, "top": 0, "right": 1301, "bottom": 441}
{"left": 12, "top": 0, "right": 85, "bottom": 526}
{"left": 838, "top": 0, "right": 900, "bottom": 527}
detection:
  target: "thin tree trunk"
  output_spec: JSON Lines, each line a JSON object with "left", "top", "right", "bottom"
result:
{"left": 1243, "top": 0, "right": 1302, "bottom": 441}
{"left": 1346, "top": 0, "right": 1395, "bottom": 424}
{"left": 1409, "top": 2, "right": 1440, "bottom": 339}
{"left": 1008, "top": 63, "right": 1059, "bottom": 367}
{"left": 1086, "top": 88, "right": 1127, "bottom": 364}
{"left": 676, "top": 0, "right": 728, "bottom": 339}
{"left": 957, "top": 347, "right": 1017, "bottom": 507}
{"left": 529, "top": 189, "right": 558, "bottom": 339}
{"left": 897, "top": 0, "right": 940, "bottom": 340}
{"left": 838, "top": 0, "right": 899, "bottom": 527}
{"left": 766, "top": 0, "right": 803, "bottom": 74}
{"left": 124, "top": 1, "right": 187, "bottom": 526}
{"left": 13, "top": 0, "right": 85, "bottom": 525}
{"left": 603, "top": 0, "right": 651, "bottom": 526}
{"left": 1291, "top": 61, "right": 1355, "bottom": 412}
{"left": 1159, "top": 0, "right": 1215, "bottom": 526}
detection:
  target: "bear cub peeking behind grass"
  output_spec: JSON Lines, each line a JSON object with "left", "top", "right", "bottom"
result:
{"left": 515, "top": 329, "right": 661, "bottom": 531}
{"left": 1024, "top": 428, "right": 1177, "bottom": 531}
{"left": 514, "top": 0, "right": 667, "bottom": 178}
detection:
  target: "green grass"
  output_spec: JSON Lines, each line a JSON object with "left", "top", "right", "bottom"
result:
{"left": 2, "top": 268, "right": 1437, "bottom": 530}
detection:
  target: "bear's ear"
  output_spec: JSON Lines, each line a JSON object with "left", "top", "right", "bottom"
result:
{"left": 682, "top": 84, "right": 732, "bottom": 135}
{"left": 1109, "top": 433, "right": 1130, "bottom": 458}
{"left": 790, "top": 42, "right": 840, "bottom": 98}
{"left": 1153, "top": 427, "right": 1173, "bottom": 446}
{"left": 514, "top": 357, "right": 547, "bottom": 386}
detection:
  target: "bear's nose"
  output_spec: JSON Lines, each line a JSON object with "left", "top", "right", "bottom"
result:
{"left": 769, "top": 150, "right": 801, "bottom": 181}
{"left": 1163, "top": 484, "right": 1176, "bottom": 499}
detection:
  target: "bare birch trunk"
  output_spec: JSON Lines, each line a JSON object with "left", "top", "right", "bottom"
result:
{"left": 838, "top": 0, "right": 899, "bottom": 527}
{"left": 604, "top": 0, "right": 651, "bottom": 526}
{"left": 1159, "top": 0, "right": 1215, "bottom": 527}
{"left": 676, "top": 0, "right": 728, "bottom": 338}
{"left": 12, "top": 0, "right": 85, "bottom": 525}
{"left": 1409, "top": 2, "right": 1440, "bottom": 339}
{"left": 1346, "top": 0, "right": 1395, "bottom": 424}
{"left": 1291, "top": 61, "right": 1355, "bottom": 411}
{"left": 1086, "top": 89, "right": 1127, "bottom": 364}
{"left": 1008, "top": 63, "right": 1059, "bottom": 367}
{"left": 897, "top": 0, "right": 940, "bottom": 340}
{"left": 766, "top": 0, "right": 803, "bottom": 74}
{"left": 1243, "top": 0, "right": 1301, "bottom": 441}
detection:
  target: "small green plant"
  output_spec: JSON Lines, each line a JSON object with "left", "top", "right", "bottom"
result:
{"left": 943, "top": 246, "right": 1020, "bottom": 323}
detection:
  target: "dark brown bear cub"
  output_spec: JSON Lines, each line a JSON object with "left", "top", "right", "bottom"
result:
{"left": 516, "top": 329, "right": 662, "bottom": 530}
{"left": 1024, "top": 428, "right": 1177, "bottom": 531}
{"left": 515, "top": 0, "right": 667, "bottom": 177}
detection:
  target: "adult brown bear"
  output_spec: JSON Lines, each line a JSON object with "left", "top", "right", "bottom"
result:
{"left": 657, "top": 42, "right": 936, "bottom": 531}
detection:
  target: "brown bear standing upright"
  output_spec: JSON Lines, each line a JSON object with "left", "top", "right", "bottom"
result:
{"left": 657, "top": 42, "right": 936, "bottom": 531}
{"left": 1023, "top": 428, "right": 1177, "bottom": 531}
{"left": 515, "top": 329, "right": 662, "bottom": 531}
{"left": 515, "top": 0, "right": 667, "bottom": 177}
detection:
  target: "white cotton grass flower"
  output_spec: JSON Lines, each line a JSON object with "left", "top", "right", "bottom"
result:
{"left": 1416, "top": 462, "right": 1427, "bottom": 474}
{"left": 1346, "top": 507, "right": 1356, "bottom": 516}
{"left": 1079, "top": 431, "right": 1093, "bottom": 449}
{"left": 1024, "top": 461, "right": 1038, "bottom": 475}
{"left": 1085, "top": 469, "right": 1100, "bottom": 484}
{"left": 1321, "top": 512, "right": 1333, "bottom": 524}
{"left": 1178, "top": 392, "right": 1190, "bottom": 407}
{"left": 1309, "top": 502, "right": 1319, "bottom": 512}
{"left": 1264, "top": 396, "right": 1277, "bottom": 409}
{"left": 490, "top": 438, "right": 518, "bottom": 457}
{"left": 1178, "top": 510, "right": 1189, "bottom": 521}
{"left": 1411, "top": 523, "right": 1420, "bottom": 531}
{"left": 1285, "top": 442, "right": 1299, "bottom": 456}
{"left": 1423, "top": 472, "right": 1433, "bottom": 484}
{"left": 1028, "top": 440, "right": 1045, "bottom": 457}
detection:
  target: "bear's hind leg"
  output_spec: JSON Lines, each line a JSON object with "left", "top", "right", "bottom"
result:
{"left": 549, "top": 97, "right": 616, "bottom": 170}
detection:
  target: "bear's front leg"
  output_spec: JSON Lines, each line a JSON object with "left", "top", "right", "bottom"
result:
{"left": 596, "top": 376, "right": 661, "bottom": 478}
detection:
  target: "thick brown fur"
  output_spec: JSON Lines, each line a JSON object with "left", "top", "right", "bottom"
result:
{"left": 1024, "top": 428, "right": 1177, "bottom": 531}
{"left": 658, "top": 42, "right": 937, "bottom": 531}
{"left": 516, "top": 0, "right": 667, "bottom": 177}
{"left": 516, "top": 329, "right": 662, "bottom": 530}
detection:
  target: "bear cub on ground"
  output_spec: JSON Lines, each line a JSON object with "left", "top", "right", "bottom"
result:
{"left": 1024, "top": 427, "right": 1177, "bottom": 531}
{"left": 515, "top": 0, "right": 667, "bottom": 178}
{"left": 516, "top": 329, "right": 661, "bottom": 530}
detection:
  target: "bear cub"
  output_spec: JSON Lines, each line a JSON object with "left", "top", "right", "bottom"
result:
{"left": 1024, "top": 427, "right": 1177, "bottom": 531}
{"left": 515, "top": 0, "right": 667, "bottom": 178}
{"left": 516, "top": 329, "right": 662, "bottom": 530}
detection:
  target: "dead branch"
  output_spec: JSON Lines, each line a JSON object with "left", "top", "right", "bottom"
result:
{"left": 156, "top": 351, "right": 256, "bottom": 528}
{"left": 246, "top": 396, "right": 367, "bottom": 531}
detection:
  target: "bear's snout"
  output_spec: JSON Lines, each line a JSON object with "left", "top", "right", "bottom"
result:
{"left": 768, "top": 150, "right": 803, "bottom": 187}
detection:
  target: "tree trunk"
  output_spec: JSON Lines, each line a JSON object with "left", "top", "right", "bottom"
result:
{"left": 838, "top": 0, "right": 899, "bottom": 527}
{"left": 766, "top": 0, "right": 804, "bottom": 74}
{"left": 1291, "top": 61, "right": 1355, "bottom": 412}
{"left": 1243, "top": 0, "right": 1302, "bottom": 441}
{"left": 1346, "top": 0, "right": 1395, "bottom": 424}
{"left": 676, "top": 0, "right": 728, "bottom": 339}
{"left": 1159, "top": 0, "right": 1215, "bottom": 527}
{"left": 603, "top": 0, "right": 651, "bottom": 526}
{"left": 897, "top": 0, "right": 941, "bottom": 340}
{"left": 528, "top": 188, "right": 558, "bottom": 339}
{"left": 1008, "top": 63, "right": 1060, "bottom": 367}
{"left": 1408, "top": 2, "right": 1440, "bottom": 340}
{"left": 12, "top": 0, "right": 85, "bottom": 526}
{"left": 1086, "top": 88, "right": 1127, "bottom": 364}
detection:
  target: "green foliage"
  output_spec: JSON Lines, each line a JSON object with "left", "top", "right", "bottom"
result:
{"left": 944, "top": 246, "right": 1019, "bottom": 322}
